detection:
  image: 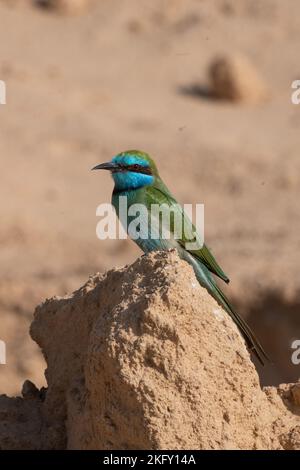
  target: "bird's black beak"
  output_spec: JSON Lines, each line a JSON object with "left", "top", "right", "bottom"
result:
{"left": 91, "top": 162, "right": 118, "bottom": 171}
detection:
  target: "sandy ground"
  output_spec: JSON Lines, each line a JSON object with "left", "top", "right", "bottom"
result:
{"left": 0, "top": 0, "right": 300, "bottom": 395}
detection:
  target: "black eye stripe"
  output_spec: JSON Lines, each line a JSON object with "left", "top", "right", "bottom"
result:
{"left": 120, "top": 164, "right": 152, "bottom": 175}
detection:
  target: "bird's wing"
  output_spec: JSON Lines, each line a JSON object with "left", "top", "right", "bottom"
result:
{"left": 147, "top": 179, "right": 230, "bottom": 283}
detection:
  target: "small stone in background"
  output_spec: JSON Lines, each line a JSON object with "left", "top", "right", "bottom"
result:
{"left": 22, "top": 380, "right": 40, "bottom": 399}
{"left": 35, "top": 0, "right": 92, "bottom": 15}
{"left": 209, "top": 54, "right": 269, "bottom": 104}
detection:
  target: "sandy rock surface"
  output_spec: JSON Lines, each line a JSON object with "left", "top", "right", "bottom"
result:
{"left": 0, "top": 252, "right": 299, "bottom": 449}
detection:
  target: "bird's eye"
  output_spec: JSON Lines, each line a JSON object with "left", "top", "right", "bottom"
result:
{"left": 133, "top": 164, "right": 139, "bottom": 170}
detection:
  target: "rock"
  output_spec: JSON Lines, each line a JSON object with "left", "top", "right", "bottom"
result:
{"left": 35, "top": 0, "right": 92, "bottom": 15}
{"left": 291, "top": 383, "right": 300, "bottom": 406}
{"left": 209, "top": 54, "right": 268, "bottom": 103}
{"left": 0, "top": 394, "right": 43, "bottom": 450}
{"left": 21, "top": 380, "right": 40, "bottom": 399}
{"left": 280, "top": 426, "right": 300, "bottom": 450}
{"left": 0, "top": 251, "right": 299, "bottom": 449}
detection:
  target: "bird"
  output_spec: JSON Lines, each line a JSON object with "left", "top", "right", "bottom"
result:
{"left": 92, "top": 149, "right": 268, "bottom": 365}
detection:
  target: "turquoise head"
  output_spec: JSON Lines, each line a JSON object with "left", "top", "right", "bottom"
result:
{"left": 92, "top": 150, "right": 157, "bottom": 191}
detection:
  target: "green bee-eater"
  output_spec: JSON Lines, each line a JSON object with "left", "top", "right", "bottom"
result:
{"left": 92, "top": 150, "right": 268, "bottom": 365}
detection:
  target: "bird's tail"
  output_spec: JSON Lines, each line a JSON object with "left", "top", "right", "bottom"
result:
{"left": 184, "top": 251, "right": 270, "bottom": 365}
{"left": 210, "top": 281, "right": 270, "bottom": 366}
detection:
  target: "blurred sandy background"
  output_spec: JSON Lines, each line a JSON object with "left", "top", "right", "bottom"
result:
{"left": 0, "top": 0, "right": 299, "bottom": 395}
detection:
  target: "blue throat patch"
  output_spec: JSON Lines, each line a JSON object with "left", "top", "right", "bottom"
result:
{"left": 112, "top": 171, "right": 154, "bottom": 191}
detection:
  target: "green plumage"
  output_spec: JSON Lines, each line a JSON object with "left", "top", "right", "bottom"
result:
{"left": 94, "top": 149, "right": 269, "bottom": 365}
